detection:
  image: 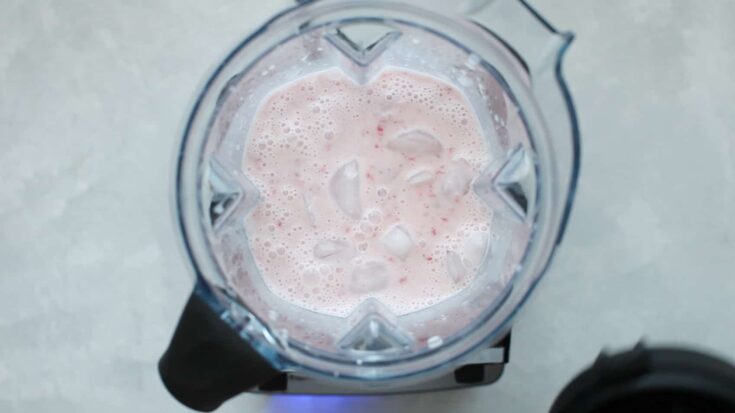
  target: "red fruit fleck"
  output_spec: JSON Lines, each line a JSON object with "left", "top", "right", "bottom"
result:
{"left": 441, "top": 217, "right": 448, "bottom": 222}
{"left": 426, "top": 256, "right": 433, "bottom": 261}
{"left": 431, "top": 228, "right": 437, "bottom": 236}
{"left": 377, "top": 125, "right": 384, "bottom": 135}
{"left": 399, "top": 277, "right": 407, "bottom": 284}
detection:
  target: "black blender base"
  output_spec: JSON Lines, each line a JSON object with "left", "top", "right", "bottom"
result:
{"left": 254, "top": 333, "right": 511, "bottom": 395}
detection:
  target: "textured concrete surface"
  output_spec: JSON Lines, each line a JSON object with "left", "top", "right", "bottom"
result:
{"left": 1, "top": 1, "right": 734, "bottom": 412}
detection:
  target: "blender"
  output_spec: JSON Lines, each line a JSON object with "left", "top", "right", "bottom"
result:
{"left": 160, "top": 0, "right": 580, "bottom": 410}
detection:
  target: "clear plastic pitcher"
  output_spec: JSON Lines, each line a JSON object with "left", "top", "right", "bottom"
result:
{"left": 160, "top": 0, "right": 579, "bottom": 410}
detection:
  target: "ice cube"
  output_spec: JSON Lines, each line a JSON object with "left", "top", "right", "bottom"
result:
{"left": 405, "top": 167, "right": 434, "bottom": 186}
{"left": 350, "top": 261, "right": 389, "bottom": 293}
{"left": 463, "top": 231, "right": 489, "bottom": 267}
{"left": 302, "top": 193, "right": 316, "bottom": 226}
{"left": 380, "top": 225, "right": 414, "bottom": 260}
{"left": 313, "top": 240, "right": 356, "bottom": 261}
{"left": 387, "top": 130, "right": 442, "bottom": 156}
{"left": 446, "top": 250, "right": 466, "bottom": 282}
{"left": 439, "top": 159, "right": 474, "bottom": 200}
{"left": 330, "top": 159, "right": 362, "bottom": 219}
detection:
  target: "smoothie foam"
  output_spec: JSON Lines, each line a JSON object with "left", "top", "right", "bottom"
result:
{"left": 243, "top": 67, "right": 492, "bottom": 317}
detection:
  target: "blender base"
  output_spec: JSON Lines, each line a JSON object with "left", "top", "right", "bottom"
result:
{"left": 255, "top": 333, "right": 511, "bottom": 395}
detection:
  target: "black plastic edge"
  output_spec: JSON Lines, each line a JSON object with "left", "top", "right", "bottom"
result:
{"left": 159, "top": 290, "right": 281, "bottom": 411}
{"left": 549, "top": 343, "right": 735, "bottom": 413}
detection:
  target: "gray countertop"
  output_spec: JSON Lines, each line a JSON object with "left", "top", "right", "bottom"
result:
{"left": 1, "top": 1, "right": 734, "bottom": 412}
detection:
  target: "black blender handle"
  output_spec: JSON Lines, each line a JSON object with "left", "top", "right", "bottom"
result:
{"left": 159, "top": 290, "right": 281, "bottom": 412}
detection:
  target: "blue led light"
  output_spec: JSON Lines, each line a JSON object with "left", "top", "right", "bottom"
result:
{"left": 264, "top": 394, "right": 381, "bottom": 413}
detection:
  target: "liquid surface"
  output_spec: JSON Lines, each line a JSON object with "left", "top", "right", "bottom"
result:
{"left": 243, "top": 67, "right": 491, "bottom": 317}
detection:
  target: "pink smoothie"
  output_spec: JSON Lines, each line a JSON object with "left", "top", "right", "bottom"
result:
{"left": 243, "top": 67, "right": 491, "bottom": 317}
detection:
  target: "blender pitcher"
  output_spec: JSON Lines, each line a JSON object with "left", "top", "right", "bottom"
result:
{"left": 160, "top": 0, "right": 580, "bottom": 411}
